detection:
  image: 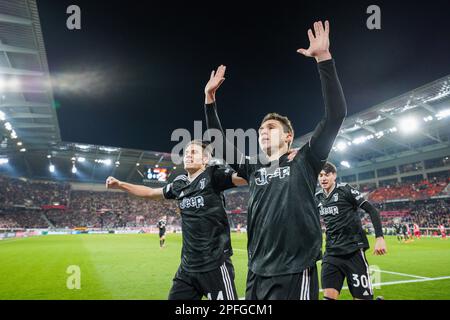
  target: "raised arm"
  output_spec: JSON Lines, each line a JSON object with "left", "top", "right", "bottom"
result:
{"left": 298, "top": 21, "right": 347, "bottom": 161}
{"left": 204, "top": 66, "right": 250, "bottom": 179}
{"left": 106, "top": 176, "right": 164, "bottom": 200}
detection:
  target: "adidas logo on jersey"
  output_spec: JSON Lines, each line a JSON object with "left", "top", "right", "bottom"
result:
{"left": 363, "top": 290, "right": 369, "bottom": 296}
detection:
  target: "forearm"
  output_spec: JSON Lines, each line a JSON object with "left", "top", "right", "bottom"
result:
{"left": 119, "top": 182, "right": 161, "bottom": 199}
{"left": 205, "top": 92, "right": 215, "bottom": 105}
{"left": 309, "top": 59, "right": 347, "bottom": 160}
{"left": 361, "top": 201, "right": 384, "bottom": 238}
{"left": 204, "top": 102, "right": 247, "bottom": 175}
{"left": 205, "top": 102, "right": 225, "bottom": 133}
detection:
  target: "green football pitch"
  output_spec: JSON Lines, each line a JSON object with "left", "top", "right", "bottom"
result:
{"left": 0, "top": 233, "right": 449, "bottom": 300}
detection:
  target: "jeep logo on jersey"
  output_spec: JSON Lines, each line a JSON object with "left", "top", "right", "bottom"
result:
{"left": 179, "top": 196, "right": 205, "bottom": 209}
{"left": 199, "top": 178, "right": 206, "bottom": 190}
{"left": 319, "top": 205, "right": 339, "bottom": 216}
{"left": 255, "top": 166, "right": 290, "bottom": 185}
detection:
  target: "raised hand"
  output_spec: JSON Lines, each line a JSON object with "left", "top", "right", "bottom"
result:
{"left": 297, "top": 20, "right": 332, "bottom": 63}
{"left": 106, "top": 176, "right": 121, "bottom": 189}
{"left": 205, "top": 65, "right": 226, "bottom": 104}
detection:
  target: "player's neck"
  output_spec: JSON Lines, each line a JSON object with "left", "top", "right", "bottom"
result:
{"left": 266, "top": 145, "right": 289, "bottom": 162}
{"left": 186, "top": 167, "right": 205, "bottom": 182}
{"left": 323, "top": 183, "right": 336, "bottom": 197}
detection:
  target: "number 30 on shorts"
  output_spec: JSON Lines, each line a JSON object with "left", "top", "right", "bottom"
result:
{"left": 351, "top": 274, "right": 370, "bottom": 288}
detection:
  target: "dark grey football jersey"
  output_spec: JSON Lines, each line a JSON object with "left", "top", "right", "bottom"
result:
{"left": 316, "top": 183, "right": 369, "bottom": 258}
{"left": 163, "top": 165, "right": 235, "bottom": 272}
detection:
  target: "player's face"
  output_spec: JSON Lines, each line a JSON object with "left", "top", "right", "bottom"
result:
{"left": 258, "top": 120, "right": 292, "bottom": 155}
{"left": 319, "top": 170, "right": 337, "bottom": 190}
{"left": 183, "top": 144, "right": 208, "bottom": 171}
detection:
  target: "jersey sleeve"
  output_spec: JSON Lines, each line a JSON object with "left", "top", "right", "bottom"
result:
{"left": 211, "top": 165, "right": 236, "bottom": 192}
{"left": 162, "top": 175, "right": 187, "bottom": 200}
{"left": 292, "top": 143, "right": 326, "bottom": 178}
{"left": 204, "top": 102, "right": 256, "bottom": 181}
{"left": 344, "top": 184, "right": 367, "bottom": 208}
{"left": 306, "top": 59, "right": 347, "bottom": 162}
{"left": 162, "top": 183, "right": 176, "bottom": 200}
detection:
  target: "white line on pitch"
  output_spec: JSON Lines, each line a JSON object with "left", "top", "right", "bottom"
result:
{"left": 372, "top": 269, "right": 430, "bottom": 279}
{"left": 325, "top": 275, "right": 450, "bottom": 292}
{"left": 370, "top": 276, "right": 450, "bottom": 287}
{"left": 238, "top": 275, "right": 450, "bottom": 299}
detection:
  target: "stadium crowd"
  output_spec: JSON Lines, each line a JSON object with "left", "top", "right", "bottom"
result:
{"left": 368, "top": 178, "right": 449, "bottom": 202}
{"left": 0, "top": 174, "right": 449, "bottom": 230}
{"left": 0, "top": 175, "right": 178, "bottom": 229}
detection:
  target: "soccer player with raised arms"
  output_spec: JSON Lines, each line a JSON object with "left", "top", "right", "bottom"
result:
{"left": 204, "top": 20, "right": 347, "bottom": 299}
{"left": 106, "top": 140, "right": 246, "bottom": 300}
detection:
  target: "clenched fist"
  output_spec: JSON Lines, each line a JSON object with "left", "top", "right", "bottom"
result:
{"left": 106, "top": 176, "right": 121, "bottom": 189}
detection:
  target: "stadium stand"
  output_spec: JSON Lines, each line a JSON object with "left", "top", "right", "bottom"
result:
{"left": 1, "top": 173, "right": 449, "bottom": 231}
{"left": 0, "top": 175, "right": 178, "bottom": 229}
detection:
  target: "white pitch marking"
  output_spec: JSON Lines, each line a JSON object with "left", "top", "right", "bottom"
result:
{"left": 372, "top": 269, "right": 430, "bottom": 279}
{"left": 238, "top": 275, "right": 450, "bottom": 299}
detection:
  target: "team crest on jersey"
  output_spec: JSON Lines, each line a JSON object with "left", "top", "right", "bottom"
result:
{"left": 199, "top": 178, "right": 206, "bottom": 190}
{"left": 255, "top": 166, "right": 290, "bottom": 186}
{"left": 332, "top": 193, "right": 339, "bottom": 202}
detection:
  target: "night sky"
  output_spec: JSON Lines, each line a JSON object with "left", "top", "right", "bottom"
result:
{"left": 36, "top": 0, "right": 450, "bottom": 152}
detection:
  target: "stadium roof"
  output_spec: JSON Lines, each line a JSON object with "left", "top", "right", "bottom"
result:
{"left": 0, "top": 0, "right": 61, "bottom": 150}
{"left": 0, "top": 0, "right": 183, "bottom": 185}
{"left": 0, "top": 141, "right": 182, "bottom": 185}
{"left": 1, "top": 0, "right": 449, "bottom": 185}
{"left": 293, "top": 74, "right": 450, "bottom": 171}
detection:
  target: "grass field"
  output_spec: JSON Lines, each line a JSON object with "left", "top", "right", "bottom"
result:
{"left": 0, "top": 233, "right": 449, "bottom": 300}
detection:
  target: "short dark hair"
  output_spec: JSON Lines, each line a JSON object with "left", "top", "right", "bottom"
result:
{"left": 260, "top": 113, "right": 294, "bottom": 136}
{"left": 186, "top": 140, "right": 212, "bottom": 156}
{"left": 322, "top": 162, "right": 337, "bottom": 174}
{"left": 260, "top": 113, "right": 294, "bottom": 148}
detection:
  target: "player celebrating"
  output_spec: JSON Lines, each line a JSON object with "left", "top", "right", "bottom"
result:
{"left": 157, "top": 216, "right": 167, "bottom": 248}
{"left": 204, "top": 21, "right": 346, "bottom": 299}
{"left": 106, "top": 140, "right": 246, "bottom": 300}
{"left": 315, "top": 162, "right": 387, "bottom": 300}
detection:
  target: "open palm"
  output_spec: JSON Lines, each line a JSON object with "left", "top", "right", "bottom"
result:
{"left": 205, "top": 65, "right": 226, "bottom": 95}
{"left": 298, "top": 21, "right": 331, "bottom": 62}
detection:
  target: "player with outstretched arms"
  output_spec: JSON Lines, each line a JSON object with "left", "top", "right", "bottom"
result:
{"left": 106, "top": 140, "right": 246, "bottom": 300}
{"left": 204, "top": 21, "right": 346, "bottom": 300}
